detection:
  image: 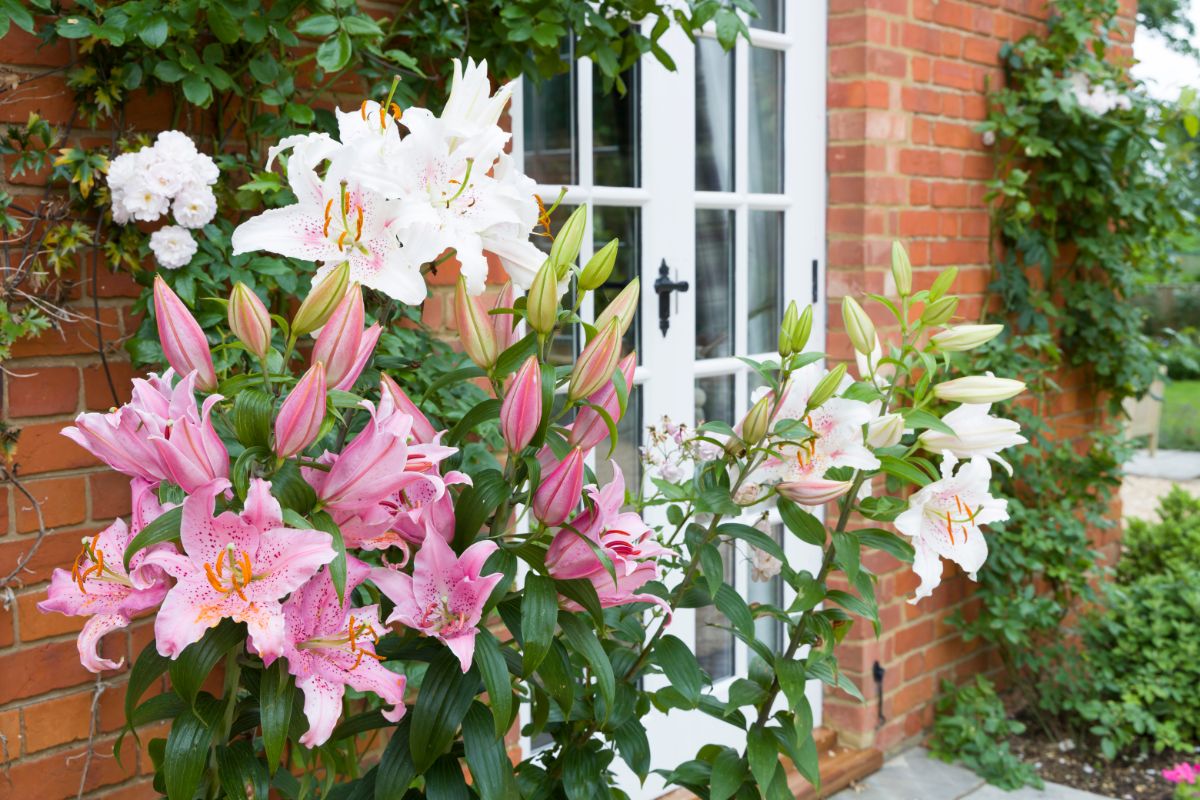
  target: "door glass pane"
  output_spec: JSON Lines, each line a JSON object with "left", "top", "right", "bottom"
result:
{"left": 696, "top": 38, "right": 735, "bottom": 192}
{"left": 749, "top": 47, "right": 783, "bottom": 194}
{"left": 523, "top": 53, "right": 577, "bottom": 185}
{"left": 747, "top": 522, "right": 784, "bottom": 655}
{"left": 696, "top": 541, "right": 735, "bottom": 681}
{"left": 594, "top": 64, "right": 640, "bottom": 187}
{"left": 695, "top": 209, "right": 735, "bottom": 361}
{"left": 750, "top": 0, "right": 784, "bottom": 31}
{"left": 593, "top": 206, "right": 641, "bottom": 360}
{"left": 696, "top": 374, "right": 735, "bottom": 425}
{"left": 747, "top": 210, "right": 783, "bottom": 354}
{"left": 596, "top": 385, "right": 643, "bottom": 492}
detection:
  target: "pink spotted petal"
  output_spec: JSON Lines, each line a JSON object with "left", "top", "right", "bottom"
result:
{"left": 297, "top": 675, "right": 346, "bottom": 748}
{"left": 78, "top": 613, "right": 130, "bottom": 672}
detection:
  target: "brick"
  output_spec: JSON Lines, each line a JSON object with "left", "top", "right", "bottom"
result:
{"left": 16, "top": 590, "right": 86, "bottom": 642}
{"left": 13, "top": 421, "right": 101, "bottom": 475}
{"left": 83, "top": 360, "right": 138, "bottom": 410}
{"left": 13, "top": 475, "right": 87, "bottom": 534}
{"left": 0, "top": 732, "right": 138, "bottom": 799}
{"left": 0, "top": 639, "right": 99, "bottom": 704}
{"left": 9, "top": 306, "right": 122, "bottom": 358}
{"left": 0, "top": 709, "right": 19, "bottom": 762}
{"left": 90, "top": 470, "right": 134, "bottom": 521}
{"left": 5, "top": 367, "right": 79, "bottom": 418}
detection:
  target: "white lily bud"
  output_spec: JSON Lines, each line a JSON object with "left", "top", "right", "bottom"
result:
{"left": 891, "top": 242, "right": 912, "bottom": 296}
{"left": 933, "top": 374, "right": 1025, "bottom": 404}
{"left": 931, "top": 324, "right": 1004, "bottom": 352}
{"left": 867, "top": 412, "right": 905, "bottom": 448}
{"left": 841, "top": 297, "right": 876, "bottom": 357}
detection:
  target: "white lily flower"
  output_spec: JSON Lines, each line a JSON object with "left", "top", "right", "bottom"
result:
{"left": 895, "top": 453, "right": 1007, "bottom": 603}
{"left": 918, "top": 403, "right": 1027, "bottom": 474}
{"left": 440, "top": 58, "right": 514, "bottom": 142}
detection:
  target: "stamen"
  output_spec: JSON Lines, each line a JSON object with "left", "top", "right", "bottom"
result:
{"left": 355, "top": 207, "right": 363, "bottom": 240}
{"left": 204, "top": 563, "right": 227, "bottom": 594}
{"left": 323, "top": 199, "right": 333, "bottom": 238}
{"left": 337, "top": 230, "right": 349, "bottom": 250}
{"left": 443, "top": 159, "right": 474, "bottom": 208}
{"left": 360, "top": 100, "right": 368, "bottom": 120}
{"left": 945, "top": 511, "right": 955, "bottom": 545}
{"left": 390, "top": 103, "right": 402, "bottom": 121}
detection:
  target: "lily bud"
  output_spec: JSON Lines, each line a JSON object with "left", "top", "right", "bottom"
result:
{"left": 841, "top": 297, "right": 876, "bottom": 357}
{"left": 526, "top": 259, "right": 560, "bottom": 336}
{"left": 807, "top": 363, "right": 848, "bottom": 410}
{"left": 779, "top": 301, "right": 800, "bottom": 357}
{"left": 579, "top": 238, "right": 618, "bottom": 290}
{"left": 569, "top": 319, "right": 622, "bottom": 401}
{"left": 380, "top": 374, "right": 437, "bottom": 444}
{"left": 533, "top": 447, "right": 584, "bottom": 526}
{"left": 931, "top": 324, "right": 1004, "bottom": 352}
{"left": 455, "top": 276, "right": 499, "bottom": 369}
{"left": 778, "top": 478, "right": 854, "bottom": 507}
{"left": 933, "top": 374, "right": 1026, "bottom": 404}
{"left": 491, "top": 281, "right": 520, "bottom": 353}
{"left": 891, "top": 241, "right": 913, "bottom": 296}
{"left": 867, "top": 412, "right": 905, "bottom": 448}
{"left": 792, "top": 304, "right": 814, "bottom": 353}
{"left": 501, "top": 356, "right": 542, "bottom": 453}
{"left": 928, "top": 267, "right": 958, "bottom": 302}
{"left": 921, "top": 296, "right": 958, "bottom": 327}
{"left": 548, "top": 204, "right": 587, "bottom": 280}
{"left": 228, "top": 282, "right": 272, "bottom": 359}
{"left": 312, "top": 285, "right": 370, "bottom": 388}
{"left": 153, "top": 276, "right": 217, "bottom": 391}
{"left": 293, "top": 262, "right": 351, "bottom": 336}
{"left": 275, "top": 362, "right": 327, "bottom": 458}
{"left": 740, "top": 394, "right": 773, "bottom": 446}
{"left": 593, "top": 279, "right": 639, "bottom": 341}
{"left": 569, "top": 352, "right": 637, "bottom": 452}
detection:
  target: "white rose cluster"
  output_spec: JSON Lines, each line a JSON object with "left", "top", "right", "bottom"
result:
{"left": 106, "top": 130, "right": 219, "bottom": 270}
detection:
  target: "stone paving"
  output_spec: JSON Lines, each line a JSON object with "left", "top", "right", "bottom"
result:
{"left": 828, "top": 748, "right": 1113, "bottom": 800}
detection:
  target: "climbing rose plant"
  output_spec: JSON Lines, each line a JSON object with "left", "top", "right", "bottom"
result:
{"left": 42, "top": 64, "right": 1027, "bottom": 799}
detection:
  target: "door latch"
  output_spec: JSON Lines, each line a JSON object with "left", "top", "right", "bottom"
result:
{"left": 653, "top": 259, "right": 689, "bottom": 336}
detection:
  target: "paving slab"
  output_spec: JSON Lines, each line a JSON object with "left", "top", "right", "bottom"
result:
{"left": 1123, "top": 449, "right": 1200, "bottom": 481}
{"left": 829, "top": 748, "right": 1114, "bottom": 800}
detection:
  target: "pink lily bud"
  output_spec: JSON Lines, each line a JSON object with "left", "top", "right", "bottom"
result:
{"left": 501, "top": 356, "right": 542, "bottom": 453}
{"left": 593, "top": 278, "right": 639, "bottom": 341}
{"left": 381, "top": 374, "right": 437, "bottom": 444}
{"left": 332, "top": 323, "right": 380, "bottom": 392}
{"left": 533, "top": 447, "right": 584, "bottom": 526}
{"left": 569, "top": 352, "right": 636, "bottom": 452}
{"left": 275, "top": 362, "right": 327, "bottom": 458}
{"left": 153, "top": 276, "right": 217, "bottom": 391}
{"left": 312, "top": 285, "right": 374, "bottom": 390}
{"left": 568, "top": 319, "right": 622, "bottom": 401}
{"left": 455, "top": 276, "right": 498, "bottom": 369}
{"left": 491, "top": 281, "right": 520, "bottom": 353}
{"left": 777, "top": 478, "right": 854, "bottom": 507}
{"left": 228, "top": 282, "right": 272, "bottom": 359}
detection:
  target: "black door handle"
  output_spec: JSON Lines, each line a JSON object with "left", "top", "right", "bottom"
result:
{"left": 653, "top": 259, "right": 689, "bottom": 336}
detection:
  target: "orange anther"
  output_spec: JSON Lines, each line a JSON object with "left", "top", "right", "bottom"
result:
{"left": 355, "top": 207, "right": 363, "bottom": 239}
{"left": 323, "top": 199, "right": 334, "bottom": 237}
{"left": 337, "top": 230, "right": 349, "bottom": 250}
{"left": 360, "top": 100, "right": 369, "bottom": 120}
{"left": 204, "top": 562, "right": 227, "bottom": 594}
{"left": 390, "top": 103, "right": 402, "bottom": 121}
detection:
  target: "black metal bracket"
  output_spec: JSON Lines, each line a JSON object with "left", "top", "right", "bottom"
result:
{"left": 873, "top": 660, "right": 886, "bottom": 728}
{"left": 653, "top": 258, "right": 689, "bottom": 336}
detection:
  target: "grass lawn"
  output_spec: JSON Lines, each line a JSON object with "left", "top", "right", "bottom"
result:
{"left": 1161, "top": 380, "right": 1200, "bottom": 451}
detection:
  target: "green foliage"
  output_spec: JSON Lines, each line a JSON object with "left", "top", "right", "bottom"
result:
{"left": 1138, "top": 0, "right": 1196, "bottom": 56}
{"left": 929, "top": 677, "right": 1042, "bottom": 791}
{"left": 1118, "top": 486, "right": 1200, "bottom": 583}
{"left": 1160, "top": 380, "right": 1200, "bottom": 449}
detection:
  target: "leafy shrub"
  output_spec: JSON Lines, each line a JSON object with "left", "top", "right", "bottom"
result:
{"left": 929, "top": 677, "right": 1042, "bottom": 790}
{"left": 1118, "top": 486, "right": 1200, "bottom": 583}
{"left": 1072, "top": 576, "right": 1200, "bottom": 757}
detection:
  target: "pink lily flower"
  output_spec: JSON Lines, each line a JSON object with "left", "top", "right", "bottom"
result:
{"left": 311, "top": 285, "right": 381, "bottom": 391}
{"left": 281, "top": 557, "right": 406, "bottom": 747}
{"left": 149, "top": 393, "right": 229, "bottom": 493}
{"left": 141, "top": 478, "right": 335, "bottom": 660}
{"left": 306, "top": 391, "right": 415, "bottom": 512}
{"left": 371, "top": 530, "right": 503, "bottom": 672}
{"left": 153, "top": 276, "right": 217, "bottom": 391}
{"left": 381, "top": 374, "right": 437, "bottom": 444}
{"left": 38, "top": 479, "right": 174, "bottom": 672}
{"left": 545, "top": 464, "right": 670, "bottom": 615}
{"left": 62, "top": 370, "right": 218, "bottom": 487}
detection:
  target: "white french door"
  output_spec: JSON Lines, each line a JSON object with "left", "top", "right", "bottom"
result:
{"left": 511, "top": 1, "right": 827, "bottom": 794}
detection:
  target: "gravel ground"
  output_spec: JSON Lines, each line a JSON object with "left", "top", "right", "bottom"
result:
{"left": 1119, "top": 475, "right": 1200, "bottom": 522}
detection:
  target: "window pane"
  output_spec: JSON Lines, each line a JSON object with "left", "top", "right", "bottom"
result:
{"left": 594, "top": 65, "right": 640, "bottom": 187}
{"left": 536, "top": 203, "right": 578, "bottom": 364}
{"left": 596, "top": 385, "right": 642, "bottom": 492}
{"left": 523, "top": 53, "right": 577, "bottom": 185}
{"left": 696, "top": 374, "right": 735, "bottom": 425}
{"left": 696, "top": 38, "right": 735, "bottom": 192}
{"left": 696, "top": 541, "right": 735, "bottom": 681}
{"left": 749, "top": 47, "right": 784, "bottom": 194}
{"left": 695, "top": 209, "right": 735, "bottom": 361}
{"left": 748, "top": 210, "right": 783, "bottom": 355}
{"left": 750, "top": 0, "right": 784, "bottom": 31}
{"left": 592, "top": 206, "right": 641, "bottom": 360}
{"left": 747, "top": 522, "right": 784, "bottom": 655}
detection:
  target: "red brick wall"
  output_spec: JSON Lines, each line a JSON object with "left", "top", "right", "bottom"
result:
{"left": 0, "top": 1, "right": 1136, "bottom": 795}
{"left": 822, "top": 0, "right": 1134, "bottom": 753}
